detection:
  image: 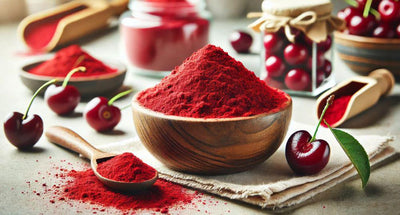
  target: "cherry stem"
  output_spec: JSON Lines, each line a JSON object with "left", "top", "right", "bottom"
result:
{"left": 363, "top": 0, "right": 373, "bottom": 18}
{"left": 108, "top": 89, "right": 133, "bottom": 106}
{"left": 23, "top": 79, "right": 57, "bottom": 120}
{"left": 344, "top": 0, "right": 358, "bottom": 7}
{"left": 62, "top": 66, "right": 86, "bottom": 88}
{"left": 310, "top": 95, "right": 335, "bottom": 142}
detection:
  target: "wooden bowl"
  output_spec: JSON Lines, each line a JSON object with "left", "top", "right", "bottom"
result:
{"left": 20, "top": 58, "right": 127, "bottom": 98}
{"left": 334, "top": 31, "right": 400, "bottom": 80}
{"left": 131, "top": 93, "right": 292, "bottom": 175}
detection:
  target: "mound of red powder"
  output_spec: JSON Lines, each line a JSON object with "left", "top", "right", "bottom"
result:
{"left": 137, "top": 44, "right": 289, "bottom": 118}
{"left": 29, "top": 45, "right": 118, "bottom": 77}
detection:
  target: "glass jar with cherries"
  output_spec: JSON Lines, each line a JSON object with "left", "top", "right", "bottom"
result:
{"left": 249, "top": 0, "right": 345, "bottom": 96}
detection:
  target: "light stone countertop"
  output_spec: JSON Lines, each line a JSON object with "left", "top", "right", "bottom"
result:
{"left": 0, "top": 18, "right": 399, "bottom": 215}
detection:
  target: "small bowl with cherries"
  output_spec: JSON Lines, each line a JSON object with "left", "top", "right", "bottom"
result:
{"left": 335, "top": 0, "right": 400, "bottom": 80}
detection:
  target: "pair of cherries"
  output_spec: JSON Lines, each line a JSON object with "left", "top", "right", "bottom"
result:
{"left": 4, "top": 67, "right": 129, "bottom": 150}
{"left": 338, "top": 0, "right": 400, "bottom": 38}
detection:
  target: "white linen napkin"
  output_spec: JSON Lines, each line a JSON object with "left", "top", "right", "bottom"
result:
{"left": 97, "top": 122, "right": 396, "bottom": 210}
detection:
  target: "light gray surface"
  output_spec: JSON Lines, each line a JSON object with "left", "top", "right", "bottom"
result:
{"left": 0, "top": 17, "right": 399, "bottom": 215}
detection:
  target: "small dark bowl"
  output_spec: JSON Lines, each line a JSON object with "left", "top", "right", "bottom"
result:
{"left": 335, "top": 31, "right": 400, "bottom": 81}
{"left": 20, "top": 58, "right": 127, "bottom": 98}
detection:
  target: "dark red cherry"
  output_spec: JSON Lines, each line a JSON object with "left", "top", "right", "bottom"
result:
{"left": 285, "top": 130, "right": 330, "bottom": 175}
{"left": 337, "top": 7, "right": 361, "bottom": 23}
{"left": 265, "top": 55, "right": 286, "bottom": 77}
{"left": 323, "top": 60, "right": 332, "bottom": 78}
{"left": 284, "top": 68, "right": 311, "bottom": 91}
{"left": 229, "top": 31, "right": 253, "bottom": 53}
{"left": 263, "top": 32, "right": 285, "bottom": 55}
{"left": 378, "top": 0, "right": 400, "bottom": 23}
{"left": 283, "top": 43, "right": 308, "bottom": 65}
{"left": 396, "top": 23, "right": 400, "bottom": 37}
{"left": 373, "top": 24, "right": 396, "bottom": 38}
{"left": 4, "top": 112, "right": 43, "bottom": 150}
{"left": 348, "top": 14, "right": 377, "bottom": 36}
{"left": 316, "top": 69, "right": 325, "bottom": 87}
{"left": 45, "top": 85, "right": 80, "bottom": 115}
{"left": 307, "top": 51, "right": 325, "bottom": 70}
{"left": 84, "top": 97, "right": 121, "bottom": 132}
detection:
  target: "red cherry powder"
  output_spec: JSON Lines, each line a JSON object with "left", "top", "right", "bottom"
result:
{"left": 137, "top": 44, "right": 289, "bottom": 118}
{"left": 23, "top": 5, "right": 87, "bottom": 51}
{"left": 96, "top": 152, "right": 157, "bottom": 183}
{"left": 28, "top": 45, "right": 118, "bottom": 77}
{"left": 322, "top": 95, "right": 352, "bottom": 127}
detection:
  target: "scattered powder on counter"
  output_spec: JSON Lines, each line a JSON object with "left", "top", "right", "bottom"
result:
{"left": 96, "top": 152, "right": 157, "bottom": 183}
{"left": 28, "top": 45, "right": 118, "bottom": 77}
{"left": 137, "top": 44, "right": 289, "bottom": 118}
{"left": 322, "top": 95, "right": 352, "bottom": 127}
{"left": 21, "top": 158, "right": 218, "bottom": 214}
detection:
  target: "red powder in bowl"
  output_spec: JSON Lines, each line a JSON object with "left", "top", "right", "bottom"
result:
{"left": 137, "top": 44, "right": 289, "bottom": 118}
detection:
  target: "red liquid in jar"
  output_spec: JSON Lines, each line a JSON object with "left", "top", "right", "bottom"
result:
{"left": 120, "top": 1, "right": 209, "bottom": 72}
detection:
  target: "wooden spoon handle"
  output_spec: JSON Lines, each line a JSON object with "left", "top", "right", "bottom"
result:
{"left": 368, "top": 68, "right": 395, "bottom": 96}
{"left": 45, "top": 126, "right": 101, "bottom": 159}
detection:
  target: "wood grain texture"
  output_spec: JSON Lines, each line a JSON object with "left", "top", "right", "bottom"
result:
{"left": 20, "top": 58, "right": 127, "bottom": 98}
{"left": 132, "top": 94, "right": 292, "bottom": 175}
{"left": 334, "top": 31, "right": 400, "bottom": 80}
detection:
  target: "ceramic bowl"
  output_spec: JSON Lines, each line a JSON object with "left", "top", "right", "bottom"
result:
{"left": 334, "top": 31, "right": 400, "bottom": 80}
{"left": 131, "top": 93, "right": 292, "bottom": 175}
{"left": 20, "top": 58, "right": 127, "bottom": 98}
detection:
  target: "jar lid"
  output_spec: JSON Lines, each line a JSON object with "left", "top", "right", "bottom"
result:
{"left": 249, "top": 0, "right": 345, "bottom": 43}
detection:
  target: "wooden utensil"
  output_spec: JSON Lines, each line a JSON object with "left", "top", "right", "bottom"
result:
{"left": 131, "top": 93, "right": 292, "bottom": 174}
{"left": 45, "top": 126, "right": 158, "bottom": 192}
{"left": 18, "top": 0, "right": 129, "bottom": 51}
{"left": 316, "top": 68, "right": 395, "bottom": 128}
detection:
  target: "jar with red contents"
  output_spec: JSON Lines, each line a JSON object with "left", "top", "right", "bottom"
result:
{"left": 249, "top": 0, "right": 345, "bottom": 96}
{"left": 120, "top": 0, "right": 209, "bottom": 77}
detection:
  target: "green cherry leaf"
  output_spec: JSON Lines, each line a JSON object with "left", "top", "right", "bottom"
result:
{"left": 328, "top": 126, "right": 370, "bottom": 188}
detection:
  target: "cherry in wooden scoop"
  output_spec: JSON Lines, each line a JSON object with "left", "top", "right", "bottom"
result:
{"left": 45, "top": 126, "right": 158, "bottom": 192}
{"left": 316, "top": 68, "right": 395, "bottom": 127}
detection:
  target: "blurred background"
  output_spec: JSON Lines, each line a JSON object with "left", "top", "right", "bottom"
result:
{"left": 0, "top": 0, "right": 347, "bottom": 23}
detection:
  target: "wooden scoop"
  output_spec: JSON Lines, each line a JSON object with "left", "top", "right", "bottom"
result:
{"left": 18, "top": 0, "right": 129, "bottom": 52}
{"left": 45, "top": 126, "right": 158, "bottom": 192}
{"left": 316, "top": 68, "right": 395, "bottom": 128}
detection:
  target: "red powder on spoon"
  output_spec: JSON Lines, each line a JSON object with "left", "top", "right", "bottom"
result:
{"left": 96, "top": 152, "right": 157, "bottom": 182}
{"left": 23, "top": 5, "right": 87, "bottom": 51}
{"left": 322, "top": 95, "right": 352, "bottom": 127}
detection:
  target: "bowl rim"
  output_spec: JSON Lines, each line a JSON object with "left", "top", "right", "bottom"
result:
{"left": 20, "top": 57, "right": 127, "bottom": 82}
{"left": 131, "top": 90, "right": 292, "bottom": 122}
{"left": 334, "top": 31, "right": 400, "bottom": 45}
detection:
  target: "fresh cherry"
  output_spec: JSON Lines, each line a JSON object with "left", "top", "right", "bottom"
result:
{"left": 285, "top": 96, "right": 334, "bottom": 175}
{"left": 44, "top": 67, "right": 85, "bottom": 115}
{"left": 316, "top": 69, "right": 325, "bottom": 86}
{"left": 378, "top": 0, "right": 400, "bottom": 23}
{"left": 265, "top": 55, "right": 286, "bottom": 77}
{"left": 397, "top": 23, "right": 400, "bottom": 37}
{"left": 229, "top": 31, "right": 253, "bottom": 53}
{"left": 304, "top": 35, "right": 332, "bottom": 53}
{"left": 264, "top": 32, "right": 285, "bottom": 55}
{"left": 337, "top": 7, "right": 361, "bottom": 23}
{"left": 373, "top": 24, "right": 396, "bottom": 38}
{"left": 284, "top": 68, "right": 311, "bottom": 91}
{"left": 84, "top": 90, "right": 132, "bottom": 132}
{"left": 348, "top": 14, "right": 377, "bottom": 36}
{"left": 323, "top": 60, "right": 332, "bottom": 78}
{"left": 283, "top": 43, "right": 308, "bottom": 65}
{"left": 3, "top": 79, "right": 56, "bottom": 149}
{"left": 307, "top": 51, "right": 325, "bottom": 70}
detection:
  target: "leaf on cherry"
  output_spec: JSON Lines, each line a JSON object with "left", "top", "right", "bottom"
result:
{"left": 328, "top": 127, "right": 370, "bottom": 188}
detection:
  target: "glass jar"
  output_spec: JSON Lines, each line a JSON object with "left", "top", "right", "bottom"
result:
{"left": 249, "top": 0, "right": 345, "bottom": 96}
{"left": 120, "top": 0, "right": 209, "bottom": 77}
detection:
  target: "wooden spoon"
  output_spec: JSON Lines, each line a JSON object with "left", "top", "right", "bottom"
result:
{"left": 18, "top": 0, "right": 129, "bottom": 51}
{"left": 45, "top": 126, "right": 158, "bottom": 192}
{"left": 316, "top": 68, "right": 395, "bottom": 127}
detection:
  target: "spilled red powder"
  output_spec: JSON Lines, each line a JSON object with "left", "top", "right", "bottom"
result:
{"left": 137, "top": 44, "right": 289, "bottom": 118}
{"left": 96, "top": 153, "right": 157, "bottom": 183}
{"left": 62, "top": 169, "right": 195, "bottom": 213}
{"left": 24, "top": 6, "right": 87, "bottom": 50}
{"left": 322, "top": 95, "right": 352, "bottom": 127}
{"left": 29, "top": 45, "right": 118, "bottom": 77}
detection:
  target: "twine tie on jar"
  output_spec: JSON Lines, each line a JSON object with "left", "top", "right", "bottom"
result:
{"left": 248, "top": 10, "right": 345, "bottom": 43}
